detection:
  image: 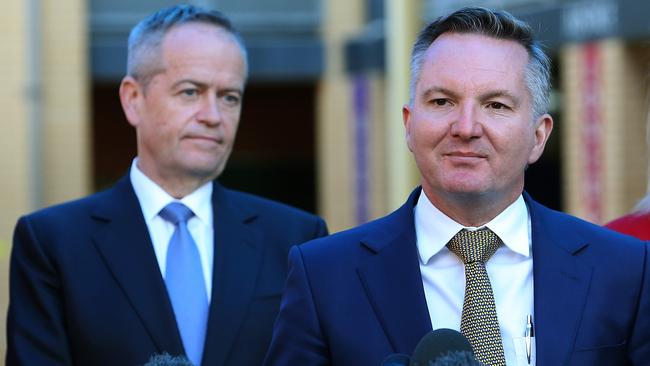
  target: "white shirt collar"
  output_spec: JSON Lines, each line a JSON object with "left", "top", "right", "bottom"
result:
{"left": 129, "top": 158, "right": 213, "bottom": 227}
{"left": 415, "top": 190, "right": 530, "bottom": 265}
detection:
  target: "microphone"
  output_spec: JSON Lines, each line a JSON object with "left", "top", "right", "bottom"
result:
{"left": 381, "top": 353, "right": 411, "bottom": 365}
{"left": 410, "top": 329, "right": 483, "bottom": 366}
{"left": 143, "top": 353, "right": 194, "bottom": 366}
{"left": 429, "top": 350, "right": 484, "bottom": 366}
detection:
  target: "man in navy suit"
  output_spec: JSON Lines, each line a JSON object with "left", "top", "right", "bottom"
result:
{"left": 265, "top": 7, "right": 650, "bottom": 366}
{"left": 7, "top": 5, "right": 327, "bottom": 366}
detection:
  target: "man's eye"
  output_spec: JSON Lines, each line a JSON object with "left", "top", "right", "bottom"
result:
{"left": 181, "top": 89, "right": 198, "bottom": 97}
{"left": 223, "top": 94, "right": 240, "bottom": 105}
{"left": 432, "top": 99, "right": 449, "bottom": 106}
{"left": 488, "top": 102, "right": 507, "bottom": 110}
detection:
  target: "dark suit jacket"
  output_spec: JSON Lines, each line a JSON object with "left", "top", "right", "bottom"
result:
{"left": 264, "top": 188, "right": 650, "bottom": 365}
{"left": 7, "top": 175, "right": 328, "bottom": 366}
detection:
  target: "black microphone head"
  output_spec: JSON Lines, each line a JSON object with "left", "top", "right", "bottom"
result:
{"left": 430, "top": 350, "right": 485, "bottom": 366}
{"left": 142, "top": 353, "right": 195, "bottom": 366}
{"left": 381, "top": 353, "right": 411, "bottom": 366}
{"left": 410, "top": 329, "right": 474, "bottom": 366}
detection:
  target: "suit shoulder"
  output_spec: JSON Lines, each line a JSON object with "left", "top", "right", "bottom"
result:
{"left": 223, "top": 187, "right": 322, "bottom": 221}
{"left": 530, "top": 200, "right": 646, "bottom": 249}
{"left": 220, "top": 186, "right": 328, "bottom": 239}
{"left": 20, "top": 188, "right": 113, "bottom": 224}
{"left": 298, "top": 211, "right": 400, "bottom": 255}
{"left": 12, "top": 187, "right": 122, "bottom": 259}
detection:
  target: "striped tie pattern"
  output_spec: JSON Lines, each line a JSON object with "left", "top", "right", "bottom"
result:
{"left": 447, "top": 228, "right": 506, "bottom": 366}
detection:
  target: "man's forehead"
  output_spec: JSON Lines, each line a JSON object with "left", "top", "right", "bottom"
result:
{"left": 159, "top": 23, "right": 247, "bottom": 71}
{"left": 420, "top": 33, "right": 529, "bottom": 79}
{"left": 426, "top": 32, "right": 528, "bottom": 59}
{"left": 160, "top": 23, "right": 236, "bottom": 50}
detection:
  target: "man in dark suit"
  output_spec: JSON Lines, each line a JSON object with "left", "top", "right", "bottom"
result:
{"left": 7, "top": 5, "right": 327, "bottom": 366}
{"left": 265, "top": 7, "right": 650, "bottom": 366}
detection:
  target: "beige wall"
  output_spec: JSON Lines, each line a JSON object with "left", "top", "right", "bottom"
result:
{"left": 1, "top": 1, "right": 32, "bottom": 245}
{"left": 0, "top": 1, "right": 90, "bottom": 243}
{"left": 384, "top": 0, "right": 421, "bottom": 211}
{"left": 317, "top": 0, "right": 364, "bottom": 232}
{"left": 41, "top": 0, "right": 91, "bottom": 205}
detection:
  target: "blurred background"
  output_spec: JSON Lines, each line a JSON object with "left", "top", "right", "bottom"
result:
{"left": 2, "top": 0, "right": 649, "bottom": 358}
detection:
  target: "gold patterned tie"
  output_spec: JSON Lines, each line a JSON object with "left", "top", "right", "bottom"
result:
{"left": 447, "top": 228, "right": 506, "bottom": 366}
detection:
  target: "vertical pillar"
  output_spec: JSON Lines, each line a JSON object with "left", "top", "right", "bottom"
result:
{"left": 1, "top": 1, "right": 32, "bottom": 244}
{"left": 41, "top": 0, "right": 91, "bottom": 205}
{"left": 385, "top": 0, "right": 420, "bottom": 211}
{"left": 317, "top": 0, "right": 364, "bottom": 231}
{"left": 561, "top": 39, "right": 648, "bottom": 222}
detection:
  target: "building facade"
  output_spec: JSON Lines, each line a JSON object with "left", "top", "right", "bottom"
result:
{"left": 1, "top": 0, "right": 649, "bottom": 357}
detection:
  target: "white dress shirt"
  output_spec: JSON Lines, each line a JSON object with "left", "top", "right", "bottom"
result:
{"left": 415, "top": 190, "right": 535, "bottom": 365}
{"left": 130, "top": 159, "right": 214, "bottom": 301}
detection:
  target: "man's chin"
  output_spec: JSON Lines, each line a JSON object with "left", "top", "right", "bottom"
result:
{"left": 446, "top": 189, "right": 489, "bottom": 199}
{"left": 441, "top": 179, "right": 489, "bottom": 195}
{"left": 183, "top": 161, "right": 226, "bottom": 181}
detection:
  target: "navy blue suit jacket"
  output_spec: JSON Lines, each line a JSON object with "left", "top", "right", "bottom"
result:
{"left": 265, "top": 188, "right": 650, "bottom": 365}
{"left": 7, "top": 175, "right": 328, "bottom": 366}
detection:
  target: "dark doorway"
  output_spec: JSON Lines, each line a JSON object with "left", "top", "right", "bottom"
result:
{"left": 92, "top": 82, "right": 137, "bottom": 191}
{"left": 219, "top": 83, "right": 318, "bottom": 213}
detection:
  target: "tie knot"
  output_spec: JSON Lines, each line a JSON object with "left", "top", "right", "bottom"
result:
{"left": 159, "top": 202, "right": 194, "bottom": 225}
{"left": 447, "top": 228, "right": 502, "bottom": 264}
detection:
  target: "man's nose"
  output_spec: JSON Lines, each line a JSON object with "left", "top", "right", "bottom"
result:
{"left": 450, "top": 104, "right": 482, "bottom": 139}
{"left": 197, "top": 94, "right": 222, "bottom": 126}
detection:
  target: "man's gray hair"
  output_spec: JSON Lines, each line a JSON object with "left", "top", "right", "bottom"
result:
{"left": 127, "top": 4, "right": 248, "bottom": 88}
{"left": 409, "top": 7, "right": 551, "bottom": 118}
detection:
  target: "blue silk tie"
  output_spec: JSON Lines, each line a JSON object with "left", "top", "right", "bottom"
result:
{"left": 160, "top": 202, "right": 208, "bottom": 366}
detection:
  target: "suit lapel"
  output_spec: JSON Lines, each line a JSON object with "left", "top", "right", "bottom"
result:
{"left": 201, "top": 184, "right": 264, "bottom": 366}
{"left": 356, "top": 190, "right": 594, "bottom": 361}
{"left": 91, "top": 176, "right": 184, "bottom": 356}
{"left": 526, "top": 194, "right": 592, "bottom": 366}
{"left": 357, "top": 188, "right": 432, "bottom": 354}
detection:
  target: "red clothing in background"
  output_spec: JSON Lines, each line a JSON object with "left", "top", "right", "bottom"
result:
{"left": 605, "top": 212, "right": 650, "bottom": 240}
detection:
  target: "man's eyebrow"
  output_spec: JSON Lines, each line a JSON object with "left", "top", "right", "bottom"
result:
{"left": 170, "top": 79, "right": 243, "bottom": 94}
{"left": 171, "top": 79, "right": 207, "bottom": 89}
{"left": 421, "top": 86, "right": 460, "bottom": 100}
{"left": 219, "top": 87, "right": 243, "bottom": 95}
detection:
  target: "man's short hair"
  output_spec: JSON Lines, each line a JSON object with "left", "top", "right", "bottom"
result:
{"left": 127, "top": 4, "right": 248, "bottom": 88}
{"left": 409, "top": 7, "right": 551, "bottom": 118}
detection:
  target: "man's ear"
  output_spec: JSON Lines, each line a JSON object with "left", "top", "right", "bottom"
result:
{"left": 528, "top": 113, "right": 554, "bottom": 165}
{"left": 403, "top": 104, "right": 414, "bottom": 152}
{"left": 119, "top": 76, "right": 144, "bottom": 127}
